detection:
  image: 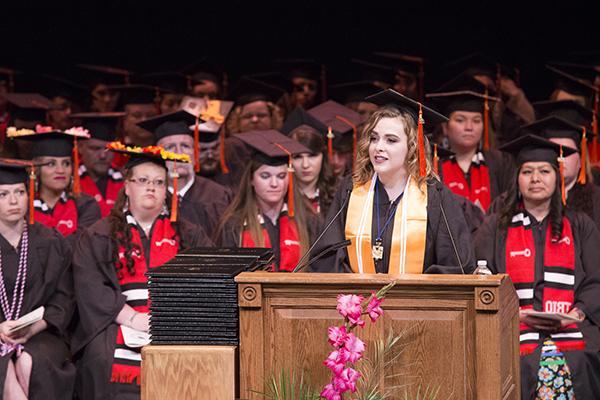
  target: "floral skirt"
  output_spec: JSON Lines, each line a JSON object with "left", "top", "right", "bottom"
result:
{"left": 535, "top": 339, "right": 576, "bottom": 400}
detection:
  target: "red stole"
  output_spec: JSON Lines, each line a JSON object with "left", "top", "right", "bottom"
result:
{"left": 79, "top": 166, "right": 124, "bottom": 217}
{"left": 441, "top": 152, "right": 491, "bottom": 211}
{"left": 240, "top": 209, "right": 301, "bottom": 272}
{"left": 33, "top": 193, "right": 78, "bottom": 237}
{"left": 505, "top": 212, "right": 585, "bottom": 355}
{"left": 110, "top": 214, "right": 180, "bottom": 385}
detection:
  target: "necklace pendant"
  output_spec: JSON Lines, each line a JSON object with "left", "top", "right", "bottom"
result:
{"left": 372, "top": 239, "right": 384, "bottom": 261}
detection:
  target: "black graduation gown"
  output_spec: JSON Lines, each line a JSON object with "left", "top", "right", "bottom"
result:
{"left": 567, "top": 182, "right": 600, "bottom": 233}
{"left": 69, "top": 193, "right": 102, "bottom": 247}
{"left": 474, "top": 211, "right": 600, "bottom": 399}
{"left": 0, "top": 223, "right": 75, "bottom": 400}
{"left": 309, "top": 176, "right": 475, "bottom": 274}
{"left": 71, "top": 217, "right": 213, "bottom": 400}
{"left": 218, "top": 209, "right": 321, "bottom": 271}
{"left": 177, "top": 177, "right": 232, "bottom": 237}
{"left": 437, "top": 149, "right": 515, "bottom": 205}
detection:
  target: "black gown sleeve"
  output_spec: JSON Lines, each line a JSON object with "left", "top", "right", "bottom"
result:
{"left": 71, "top": 221, "right": 125, "bottom": 354}
{"left": 69, "top": 193, "right": 102, "bottom": 248}
{"left": 423, "top": 182, "right": 476, "bottom": 274}
{"left": 473, "top": 213, "right": 501, "bottom": 274}
{"left": 571, "top": 212, "right": 600, "bottom": 326}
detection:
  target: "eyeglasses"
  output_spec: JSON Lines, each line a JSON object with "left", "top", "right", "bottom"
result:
{"left": 128, "top": 177, "right": 167, "bottom": 188}
{"left": 240, "top": 112, "right": 270, "bottom": 120}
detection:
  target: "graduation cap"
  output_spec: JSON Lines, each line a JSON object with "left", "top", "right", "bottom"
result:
{"left": 546, "top": 64, "right": 598, "bottom": 98}
{"left": 428, "top": 140, "right": 454, "bottom": 175}
{"left": 19, "top": 74, "right": 88, "bottom": 110}
{"left": 500, "top": 133, "right": 577, "bottom": 204}
{"left": 181, "top": 57, "right": 227, "bottom": 95}
{"left": 111, "top": 84, "right": 157, "bottom": 109}
{"left": 234, "top": 130, "right": 310, "bottom": 217}
{"left": 329, "top": 80, "right": 388, "bottom": 105}
{"left": 7, "top": 126, "right": 91, "bottom": 195}
{"left": 372, "top": 52, "right": 425, "bottom": 99}
{"left": 281, "top": 107, "right": 326, "bottom": 136}
{"left": 521, "top": 116, "right": 593, "bottom": 184}
{"left": 106, "top": 141, "right": 190, "bottom": 221}
{"left": 365, "top": 89, "right": 448, "bottom": 177}
{"left": 443, "top": 53, "right": 519, "bottom": 86}
{"left": 139, "top": 71, "right": 187, "bottom": 96}
{"left": 179, "top": 97, "right": 235, "bottom": 174}
{"left": 0, "top": 158, "right": 49, "bottom": 225}
{"left": 137, "top": 110, "right": 195, "bottom": 142}
{"left": 228, "top": 76, "right": 286, "bottom": 106}
{"left": 76, "top": 64, "right": 132, "bottom": 87}
{"left": 351, "top": 58, "right": 395, "bottom": 84}
{"left": 5, "top": 93, "right": 51, "bottom": 126}
{"left": 532, "top": 100, "right": 595, "bottom": 128}
{"left": 308, "top": 100, "right": 363, "bottom": 163}
{"left": 273, "top": 58, "right": 323, "bottom": 82}
{"left": 548, "top": 62, "right": 599, "bottom": 85}
{"left": 69, "top": 112, "right": 124, "bottom": 142}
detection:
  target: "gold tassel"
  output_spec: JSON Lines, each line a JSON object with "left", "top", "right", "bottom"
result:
{"left": 28, "top": 166, "right": 35, "bottom": 225}
{"left": 559, "top": 145, "right": 566, "bottom": 205}
{"left": 578, "top": 127, "right": 587, "bottom": 185}
{"left": 170, "top": 161, "right": 179, "bottom": 222}
{"left": 72, "top": 137, "right": 81, "bottom": 196}
{"left": 193, "top": 116, "right": 200, "bottom": 173}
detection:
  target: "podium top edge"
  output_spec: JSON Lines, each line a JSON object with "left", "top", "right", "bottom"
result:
{"left": 234, "top": 272, "right": 508, "bottom": 287}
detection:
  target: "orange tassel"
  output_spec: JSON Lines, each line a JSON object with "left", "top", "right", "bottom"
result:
{"left": 170, "top": 161, "right": 178, "bottom": 222}
{"left": 327, "top": 126, "right": 334, "bottom": 162}
{"left": 591, "top": 92, "right": 599, "bottom": 163}
{"left": 334, "top": 115, "right": 357, "bottom": 166}
{"left": 72, "top": 137, "right": 81, "bottom": 196}
{"left": 219, "top": 127, "right": 229, "bottom": 174}
{"left": 417, "top": 104, "right": 426, "bottom": 177}
{"left": 433, "top": 144, "right": 439, "bottom": 175}
{"left": 559, "top": 145, "right": 566, "bottom": 205}
{"left": 193, "top": 116, "right": 200, "bottom": 173}
{"left": 28, "top": 166, "right": 35, "bottom": 225}
{"left": 287, "top": 162, "right": 295, "bottom": 218}
{"left": 578, "top": 127, "right": 587, "bottom": 185}
{"left": 483, "top": 91, "right": 490, "bottom": 151}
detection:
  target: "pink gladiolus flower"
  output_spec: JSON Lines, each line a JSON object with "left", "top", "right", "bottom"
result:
{"left": 328, "top": 326, "right": 348, "bottom": 347}
{"left": 333, "top": 367, "right": 361, "bottom": 393}
{"left": 366, "top": 294, "right": 384, "bottom": 322}
{"left": 340, "top": 333, "right": 365, "bottom": 363}
{"left": 320, "top": 383, "right": 342, "bottom": 400}
{"left": 323, "top": 350, "right": 346, "bottom": 376}
{"left": 337, "top": 294, "right": 364, "bottom": 326}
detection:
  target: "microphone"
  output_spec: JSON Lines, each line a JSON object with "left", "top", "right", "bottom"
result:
{"left": 292, "top": 188, "right": 352, "bottom": 272}
{"left": 293, "top": 240, "right": 351, "bottom": 272}
{"left": 436, "top": 185, "right": 466, "bottom": 274}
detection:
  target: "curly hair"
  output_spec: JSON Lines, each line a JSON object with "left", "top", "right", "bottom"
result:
{"left": 352, "top": 106, "right": 434, "bottom": 189}
{"left": 498, "top": 163, "right": 564, "bottom": 241}
{"left": 224, "top": 100, "right": 284, "bottom": 135}
{"left": 290, "top": 126, "right": 338, "bottom": 216}
{"left": 107, "top": 167, "right": 184, "bottom": 277}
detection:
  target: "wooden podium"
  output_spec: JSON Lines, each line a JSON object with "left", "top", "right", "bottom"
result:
{"left": 235, "top": 273, "right": 520, "bottom": 400}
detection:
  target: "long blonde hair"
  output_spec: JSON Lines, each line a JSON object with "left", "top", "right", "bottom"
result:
{"left": 352, "top": 106, "right": 434, "bottom": 188}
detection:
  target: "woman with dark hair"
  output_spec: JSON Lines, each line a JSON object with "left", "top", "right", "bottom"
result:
{"left": 427, "top": 75, "right": 514, "bottom": 213}
{"left": 309, "top": 89, "right": 475, "bottom": 274}
{"left": 0, "top": 159, "right": 75, "bottom": 400}
{"left": 71, "top": 143, "right": 212, "bottom": 399}
{"left": 214, "top": 130, "right": 319, "bottom": 272}
{"left": 7, "top": 126, "right": 101, "bottom": 246}
{"left": 474, "top": 134, "right": 600, "bottom": 399}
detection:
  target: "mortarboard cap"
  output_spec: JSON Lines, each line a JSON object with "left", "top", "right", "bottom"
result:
{"left": 281, "top": 107, "right": 326, "bottom": 136}
{"left": 443, "top": 53, "right": 519, "bottom": 83}
{"left": 8, "top": 127, "right": 90, "bottom": 158}
{"left": 273, "top": 58, "right": 322, "bottom": 81}
{"left": 228, "top": 76, "right": 286, "bottom": 106}
{"left": 372, "top": 52, "right": 424, "bottom": 78}
{"left": 532, "top": 100, "right": 595, "bottom": 128}
{"left": 234, "top": 130, "right": 309, "bottom": 166}
{"left": 365, "top": 89, "right": 448, "bottom": 125}
{"left": 500, "top": 133, "right": 576, "bottom": 167}
{"left": 329, "top": 80, "right": 387, "bottom": 105}
{"left": 139, "top": 71, "right": 188, "bottom": 95}
{"left": 521, "top": 115, "right": 593, "bottom": 152}
{"left": 547, "top": 64, "right": 598, "bottom": 98}
{"left": 6, "top": 93, "right": 51, "bottom": 124}
{"left": 308, "top": 100, "right": 363, "bottom": 158}
{"left": 111, "top": 84, "right": 157, "bottom": 109}
{"left": 137, "top": 110, "right": 195, "bottom": 142}
{"left": 0, "top": 158, "right": 32, "bottom": 185}
{"left": 69, "top": 112, "right": 124, "bottom": 142}
{"left": 76, "top": 64, "right": 132, "bottom": 87}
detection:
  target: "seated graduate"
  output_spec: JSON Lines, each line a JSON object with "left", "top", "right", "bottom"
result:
{"left": 474, "top": 134, "right": 600, "bottom": 399}
{"left": 281, "top": 107, "right": 339, "bottom": 216}
{"left": 427, "top": 74, "right": 514, "bottom": 213}
{"left": 309, "top": 89, "right": 475, "bottom": 274}
{"left": 137, "top": 110, "right": 232, "bottom": 236}
{"left": 213, "top": 130, "right": 320, "bottom": 272}
{"left": 70, "top": 112, "right": 125, "bottom": 218}
{"left": 71, "top": 143, "right": 213, "bottom": 400}
{"left": 7, "top": 126, "right": 101, "bottom": 247}
{"left": 0, "top": 159, "right": 75, "bottom": 400}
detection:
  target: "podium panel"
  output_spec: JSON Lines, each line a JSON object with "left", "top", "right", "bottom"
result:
{"left": 236, "top": 273, "right": 520, "bottom": 400}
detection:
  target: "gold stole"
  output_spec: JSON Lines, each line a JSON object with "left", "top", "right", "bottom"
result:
{"left": 345, "top": 175, "right": 428, "bottom": 274}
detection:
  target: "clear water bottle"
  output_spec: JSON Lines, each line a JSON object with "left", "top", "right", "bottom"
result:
{"left": 474, "top": 260, "right": 492, "bottom": 275}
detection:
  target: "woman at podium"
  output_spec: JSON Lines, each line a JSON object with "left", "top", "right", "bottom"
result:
{"left": 71, "top": 144, "right": 212, "bottom": 400}
{"left": 474, "top": 134, "right": 600, "bottom": 399}
{"left": 309, "top": 89, "right": 475, "bottom": 274}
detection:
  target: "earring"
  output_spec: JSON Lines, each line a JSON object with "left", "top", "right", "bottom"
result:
{"left": 441, "top": 136, "right": 450, "bottom": 149}
{"left": 123, "top": 197, "right": 129, "bottom": 213}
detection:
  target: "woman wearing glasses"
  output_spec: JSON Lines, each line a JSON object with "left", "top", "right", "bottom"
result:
{"left": 71, "top": 143, "right": 212, "bottom": 400}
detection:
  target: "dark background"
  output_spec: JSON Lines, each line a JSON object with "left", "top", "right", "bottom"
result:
{"left": 3, "top": 1, "right": 600, "bottom": 100}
